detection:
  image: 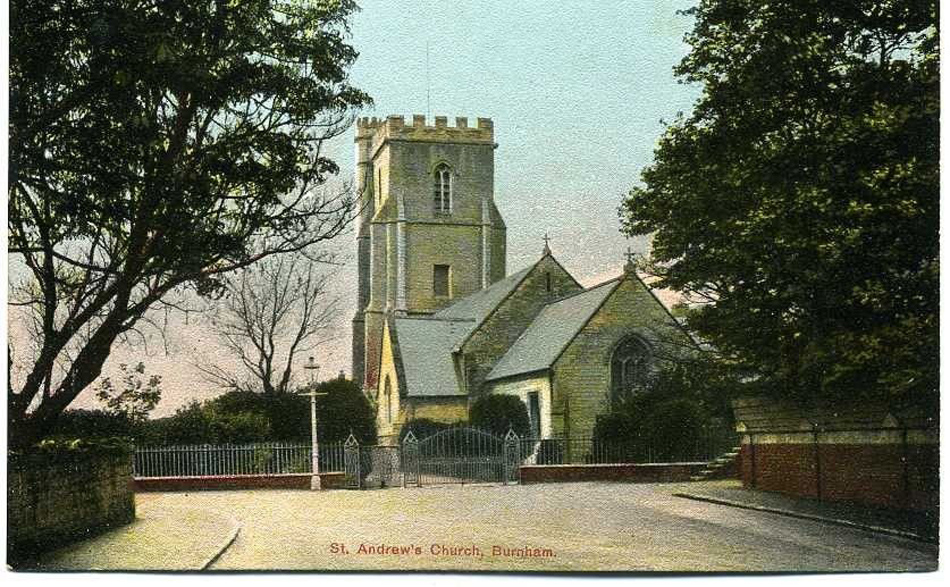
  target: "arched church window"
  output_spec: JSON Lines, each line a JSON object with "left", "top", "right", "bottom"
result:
{"left": 433, "top": 164, "right": 452, "bottom": 214}
{"left": 610, "top": 336, "right": 652, "bottom": 403}
{"left": 384, "top": 375, "right": 394, "bottom": 423}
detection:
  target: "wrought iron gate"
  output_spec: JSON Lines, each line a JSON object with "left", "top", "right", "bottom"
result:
{"left": 411, "top": 427, "right": 511, "bottom": 486}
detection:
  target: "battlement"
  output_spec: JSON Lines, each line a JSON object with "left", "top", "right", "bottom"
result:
{"left": 357, "top": 114, "right": 494, "bottom": 149}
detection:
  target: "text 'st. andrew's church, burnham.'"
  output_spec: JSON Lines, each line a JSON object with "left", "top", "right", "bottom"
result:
{"left": 351, "top": 114, "right": 688, "bottom": 443}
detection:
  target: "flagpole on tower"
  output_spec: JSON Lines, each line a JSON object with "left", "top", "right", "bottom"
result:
{"left": 426, "top": 40, "right": 431, "bottom": 119}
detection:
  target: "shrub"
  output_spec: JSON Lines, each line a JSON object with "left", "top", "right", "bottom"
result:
{"left": 207, "top": 409, "right": 272, "bottom": 444}
{"left": 135, "top": 377, "right": 376, "bottom": 446}
{"left": 138, "top": 401, "right": 214, "bottom": 445}
{"left": 50, "top": 409, "right": 138, "bottom": 440}
{"left": 469, "top": 394, "right": 530, "bottom": 438}
{"left": 593, "top": 367, "right": 731, "bottom": 463}
{"left": 310, "top": 377, "right": 377, "bottom": 444}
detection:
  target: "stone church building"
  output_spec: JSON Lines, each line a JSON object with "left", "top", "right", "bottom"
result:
{"left": 351, "top": 115, "right": 690, "bottom": 443}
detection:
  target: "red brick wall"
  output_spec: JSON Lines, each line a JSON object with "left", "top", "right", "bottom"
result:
{"left": 740, "top": 441, "right": 938, "bottom": 511}
{"left": 906, "top": 444, "right": 939, "bottom": 511}
{"left": 134, "top": 472, "right": 345, "bottom": 492}
{"left": 819, "top": 444, "right": 903, "bottom": 506}
{"left": 520, "top": 463, "right": 704, "bottom": 484}
{"left": 740, "top": 443, "right": 818, "bottom": 498}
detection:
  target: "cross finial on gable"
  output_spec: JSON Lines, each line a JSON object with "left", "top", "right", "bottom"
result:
{"left": 542, "top": 233, "right": 552, "bottom": 256}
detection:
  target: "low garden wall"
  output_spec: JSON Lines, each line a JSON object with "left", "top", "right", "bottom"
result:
{"left": 520, "top": 462, "right": 705, "bottom": 484}
{"left": 8, "top": 445, "right": 136, "bottom": 562}
{"left": 134, "top": 471, "right": 345, "bottom": 491}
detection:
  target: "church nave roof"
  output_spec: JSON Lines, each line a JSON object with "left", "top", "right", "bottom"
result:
{"left": 485, "top": 278, "right": 622, "bottom": 382}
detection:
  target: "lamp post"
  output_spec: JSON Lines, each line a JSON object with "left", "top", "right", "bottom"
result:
{"left": 302, "top": 356, "right": 327, "bottom": 490}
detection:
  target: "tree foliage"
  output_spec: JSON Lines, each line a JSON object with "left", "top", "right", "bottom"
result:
{"left": 469, "top": 394, "right": 531, "bottom": 438}
{"left": 8, "top": 0, "right": 370, "bottom": 446}
{"left": 94, "top": 361, "right": 162, "bottom": 422}
{"left": 307, "top": 376, "right": 377, "bottom": 444}
{"left": 138, "top": 376, "right": 376, "bottom": 445}
{"left": 49, "top": 409, "right": 139, "bottom": 440}
{"left": 620, "top": 1, "right": 938, "bottom": 407}
{"left": 593, "top": 360, "right": 738, "bottom": 462}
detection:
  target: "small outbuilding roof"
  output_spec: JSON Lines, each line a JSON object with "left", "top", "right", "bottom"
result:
{"left": 486, "top": 278, "right": 621, "bottom": 382}
{"left": 392, "top": 317, "right": 473, "bottom": 396}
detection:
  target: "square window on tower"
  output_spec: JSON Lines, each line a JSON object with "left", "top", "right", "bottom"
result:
{"left": 433, "top": 264, "right": 451, "bottom": 297}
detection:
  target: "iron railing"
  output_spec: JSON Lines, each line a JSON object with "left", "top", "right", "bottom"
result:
{"left": 132, "top": 429, "right": 739, "bottom": 482}
{"left": 132, "top": 441, "right": 346, "bottom": 478}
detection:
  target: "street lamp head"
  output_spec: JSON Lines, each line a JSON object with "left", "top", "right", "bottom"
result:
{"left": 304, "top": 356, "right": 321, "bottom": 373}
{"left": 303, "top": 355, "right": 321, "bottom": 389}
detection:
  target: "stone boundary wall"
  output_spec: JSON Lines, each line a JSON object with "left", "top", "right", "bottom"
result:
{"left": 8, "top": 450, "right": 135, "bottom": 560}
{"left": 520, "top": 462, "right": 705, "bottom": 484}
{"left": 733, "top": 396, "right": 938, "bottom": 511}
{"left": 134, "top": 471, "right": 345, "bottom": 492}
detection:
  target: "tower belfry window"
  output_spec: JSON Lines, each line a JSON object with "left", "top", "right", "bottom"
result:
{"left": 433, "top": 164, "right": 452, "bottom": 214}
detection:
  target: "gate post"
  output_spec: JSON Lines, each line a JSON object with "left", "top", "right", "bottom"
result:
{"left": 402, "top": 430, "right": 420, "bottom": 487}
{"left": 504, "top": 428, "right": 520, "bottom": 485}
{"left": 344, "top": 434, "right": 361, "bottom": 489}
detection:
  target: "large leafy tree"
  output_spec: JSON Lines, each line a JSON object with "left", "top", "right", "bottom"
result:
{"left": 620, "top": 1, "right": 938, "bottom": 407}
{"left": 8, "top": 0, "right": 371, "bottom": 447}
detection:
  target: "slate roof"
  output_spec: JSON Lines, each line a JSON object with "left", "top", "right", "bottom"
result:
{"left": 486, "top": 278, "right": 622, "bottom": 382}
{"left": 433, "top": 264, "right": 534, "bottom": 325}
{"left": 392, "top": 317, "right": 473, "bottom": 396}
{"left": 389, "top": 262, "right": 538, "bottom": 398}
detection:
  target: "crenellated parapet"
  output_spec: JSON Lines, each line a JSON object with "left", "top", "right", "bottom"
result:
{"left": 355, "top": 116, "right": 384, "bottom": 140}
{"left": 359, "top": 114, "right": 495, "bottom": 156}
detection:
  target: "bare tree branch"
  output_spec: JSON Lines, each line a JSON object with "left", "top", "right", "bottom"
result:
{"left": 195, "top": 255, "right": 340, "bottom": 396}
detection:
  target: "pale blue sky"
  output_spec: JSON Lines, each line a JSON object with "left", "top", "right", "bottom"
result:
{"left": 319, "top": 0, "right": 702, "bottom": 376}
{"left": 48, "top": 0, "right": 705, "bottom": 414}
{"left": 330, "top": 0, "right": 699, "bottom": 280}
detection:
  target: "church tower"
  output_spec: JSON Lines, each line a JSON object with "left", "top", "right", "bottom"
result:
{"left": 352, "top": 115, "right": 507, "bottom": 390}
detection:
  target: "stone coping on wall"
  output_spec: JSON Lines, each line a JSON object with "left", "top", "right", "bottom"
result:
{"left": 739, "top": 428, "right": 937, "bottom": 445}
